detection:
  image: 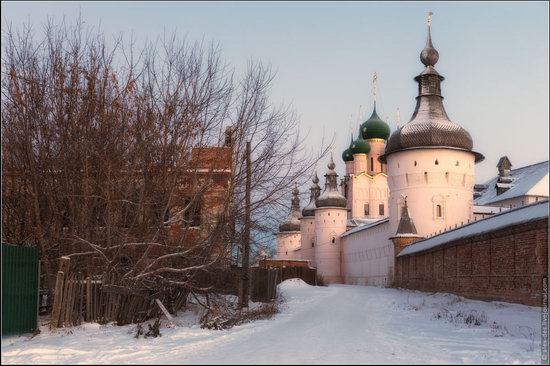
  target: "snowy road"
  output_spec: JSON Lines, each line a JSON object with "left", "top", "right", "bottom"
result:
{"left": 1, "top": 281, "right": 543, "bottom": 364}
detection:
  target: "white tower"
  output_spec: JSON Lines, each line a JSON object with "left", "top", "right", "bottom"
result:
{"left": 380, "top": 13, "right": 484, "bottom": 238}
{"left": 276, "top": 187, "right": 302, "bottom": 260}
{"left": 300, "top": 173, "right": 321, "bottom": 266}
{"left": 314, "top": 156, "right": 348, "bottom": 283}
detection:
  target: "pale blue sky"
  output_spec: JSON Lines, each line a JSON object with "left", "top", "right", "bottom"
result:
{"left": 2, "top": 1, "right": 549, "bottom": 182}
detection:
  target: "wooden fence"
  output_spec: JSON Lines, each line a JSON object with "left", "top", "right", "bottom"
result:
{"left": 50, "top": 257, "right": 174, "bottom": 328}
{"left": 250, "top": 265, "right": 317, "bottom": 302}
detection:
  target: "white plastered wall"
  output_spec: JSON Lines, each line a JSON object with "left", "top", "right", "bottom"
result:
{"left": 386, "top": 149, "right": 476, "bottom": 238}
{"left": 314, "top": 207, "right": 347, "bottom": 284}
{"left": 276, "top": 232, "right": 301, "bottom": 260}
{"left": 341, "top": 221, "right": 393, "bottom": 286}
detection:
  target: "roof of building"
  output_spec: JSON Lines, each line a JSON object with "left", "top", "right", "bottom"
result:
{"left": 350, "top": 135, "right": 371, "bottom": 155}
{"left": 302, "top": 173, "right": 321, "bottom": 217}
{"left": 398, "top": 200, "right": 549, "bottom": 257}
{"left": 342, "top": 135, "right": 354, "bottom": 162}
{"left": 474, "top": 161, "right": 549, "bottom": 206}
{"left": 380, "top": 19, "right": 483, "bottom": 164}
{"left": 317, "top": 157, "right": 347, "bottom": 209}
{"left": 341, "top": 217, "right": 389, "bottom": 238}
{"left": 360, "top": 106, "right": 391, "bottom": 140}
{"left": 279, "top": 187, "right": 302, "bottom": 232}
{"left": 395, "top": 200, "right": 418, "bottom": 235}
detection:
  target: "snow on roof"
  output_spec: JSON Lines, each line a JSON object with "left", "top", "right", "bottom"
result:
{"left": 398, "top": 200, "right": 548, "bottom": 257}
{"left": 342, "top": 218, "right": 389, "bottom": 238}
{"left": 347, "top": 218, "right": 382, "bottom": 227}
{"left": 473, "top": 205, "right": 509, "bottom": 214}
{"left": 475, "top": 161, "right": 549, "bottom": 205}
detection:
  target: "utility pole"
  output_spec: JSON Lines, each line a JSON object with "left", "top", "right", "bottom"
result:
{"left": 240, "top": 141, "right": 251, "bottom": 308}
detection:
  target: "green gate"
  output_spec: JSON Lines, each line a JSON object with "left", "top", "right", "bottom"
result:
{"left": 2, "top": 245, "right": 40, "bottom": 336}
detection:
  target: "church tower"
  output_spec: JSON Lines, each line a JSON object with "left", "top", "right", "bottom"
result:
{"left": 300, "top": 173, "right": 321, "bottom": 266}
{"left": 344, "top": 74, "right": 391, "bottom": 220}
{"left": 314, "top": 156, "right": 347, "bottom": 283}
{"left": 380, "top": 13, "right": 484, "bottom": 238}
{"left": 276, "top": 187, "right": 302, "bottom": 260}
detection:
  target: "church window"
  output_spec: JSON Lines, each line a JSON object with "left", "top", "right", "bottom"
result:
{"left": 364, "top": 204, "right": 370, "bottom": 216}
{"left": 414, "top": 161, "right": 417, "bottom": 167}
{"left": 371, "top": 157, "right": 374, "bottom": 171}
{"left": 379, "top": 204, "right": 384, "bottom": 216}
{"left": 312, "top": 241, "right": 315, "bottom": 247}
{"left": 456, "top": 161, "right": 460, "bottom": 166}
{"left": 435, "top": 159, "right": 439, "bottom": 165}
{"left": 331, "top": 237, "right": 336, "bottom": 244}
{"left": 436, "top": 204, "right": 442, "bottom": 218}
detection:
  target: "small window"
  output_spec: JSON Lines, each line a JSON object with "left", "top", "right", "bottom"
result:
{"left": 435, "top": 160, "right": 439, "bottom": 165}
{"left": 414, "top": 161, "right": 417, "bottom": 167}
{"left": 331, "top": 237, "right": 336, "bottom": 244}
{"left": 397, "top": 163, "right": 400, "bottom": 168}
{"left": 379, "top": 204, "right": 384, "bottom": 216}
{"left": 364, "top": 204, "right": 370, "bottom": 216}
{"left": 370, "top": 157, "right": 374, "bottom": 171}
{"left": 436, "top": 204, "right": 442, "bottom": 218}
{"left": 456, "top": 161, "right": 459, "bottom": 166}
{"left": 311, "top": 241, "right": 315, "bottom": 247}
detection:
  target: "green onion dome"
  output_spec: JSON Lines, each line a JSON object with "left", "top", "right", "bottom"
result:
{"left": 360, "top": 106, "right": 391, "bottom": 140}
{"left": 350, "top": 135, "right": 371, "bottom": 155}
{"left": 342, "top": 135, "right": 354, "bottom": 162}
{"left": 342, "top": 149, "right": 353, "bottom": 162}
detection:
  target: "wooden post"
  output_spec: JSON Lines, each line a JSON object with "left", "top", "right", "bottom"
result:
{"left": 240, "top": 141, "right": 251, "bottom": 309}
{"left": 86, "top": 277, "right": 92, "bottom": 322}
{"left": 78, "top": 272, "right": 84, "bottom": 325}
{"left": 50, "top": 271, "right": 65, "bottom": 328}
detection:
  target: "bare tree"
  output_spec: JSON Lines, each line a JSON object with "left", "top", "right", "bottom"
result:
{"left": 2, "top": 18, "right": 329, "bottom": 304}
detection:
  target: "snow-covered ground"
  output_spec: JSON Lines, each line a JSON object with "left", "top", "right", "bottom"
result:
{"left": 2, "top": 280, "right": 544, "bottom": 364}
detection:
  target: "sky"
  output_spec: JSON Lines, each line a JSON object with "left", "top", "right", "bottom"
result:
{"left": 2, "top": 1, "right": 549, "bottom": 184}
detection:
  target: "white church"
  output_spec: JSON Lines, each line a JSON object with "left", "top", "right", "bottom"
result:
{"left": 275, "top": 15, "right": 549, "bottom": 285}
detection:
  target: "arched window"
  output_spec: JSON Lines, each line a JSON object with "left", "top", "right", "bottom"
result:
{"left": 370, "top": 157, "right": 374, "bottom": 171}
{"left": 436, "top": 204, "right": 442, "bottom": 218}
{"left": 414, "top": 161, "right": 417, "bottom": 167}
{"left": 435, "top": 159, "right": 439, "bottom": 165}
{"left": 456, "top": 161, "right": 460, "bottom": 166}
{"left": 331, "top": 237, "right": 336, "bottom": 244}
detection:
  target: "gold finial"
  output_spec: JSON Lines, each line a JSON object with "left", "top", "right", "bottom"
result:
{"left": 428, "top": 11, "right": 433, "bottom": 29}
{"left": 372, "top": 72, "right": 378, "bottom": 102}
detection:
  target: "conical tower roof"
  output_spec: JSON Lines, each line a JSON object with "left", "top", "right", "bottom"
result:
{"left": 381, "top": 13, "right": 484, "bottom": 163}
{"left": 316, "top": 155, "right": 347, "bottom": 209}
{"left": 279, "top": 186, "right": 302, "bottom": 232}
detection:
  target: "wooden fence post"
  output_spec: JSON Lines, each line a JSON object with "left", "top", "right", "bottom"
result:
{"left": 50, "top": 271, "right": 65, "bottom": 328}
{"left": 86, "top": 277, "right": 92, "bottom": 322}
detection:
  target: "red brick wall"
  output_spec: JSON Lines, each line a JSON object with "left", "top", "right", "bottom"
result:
{"left": 395, "top": 219, "right": 548, "bottom": 306}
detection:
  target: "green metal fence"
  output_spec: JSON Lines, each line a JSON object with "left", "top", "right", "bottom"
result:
{"left": 2, "top": 245, "right": 40, "bottom": 336}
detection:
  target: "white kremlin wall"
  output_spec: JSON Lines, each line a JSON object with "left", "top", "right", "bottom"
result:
{"left": 341, "top": 220, "right": 394, "bottom": 286}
